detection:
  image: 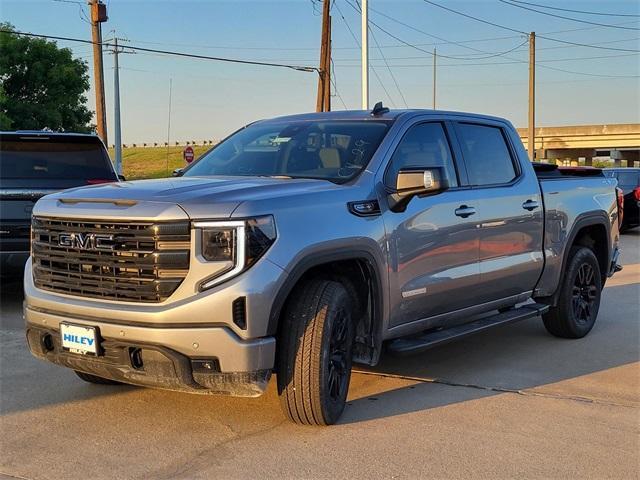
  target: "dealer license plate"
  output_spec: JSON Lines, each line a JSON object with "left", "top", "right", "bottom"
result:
{"left": 60, "top": 323, "right": 99, "bottom": 355}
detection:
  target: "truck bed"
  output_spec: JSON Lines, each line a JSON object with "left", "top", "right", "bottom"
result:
{"left": 534, "top": 169, "right": 618, "bottom": 298}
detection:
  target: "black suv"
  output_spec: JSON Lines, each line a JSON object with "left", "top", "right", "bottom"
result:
{"left": 604, "top": 168, "right": 640, "bottom": 232}
{"left": 0, "top": 132, "right": 118, "bottom": 277}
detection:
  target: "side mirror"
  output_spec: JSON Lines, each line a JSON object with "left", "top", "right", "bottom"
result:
{"left": 172, "top": 168, "right": 184, "bottom": 177}
{"left": 388, "top": 167, "right": 448, "bottom": 212}
{"left": 117, "top": 174, "right": 126, "bottom": 181}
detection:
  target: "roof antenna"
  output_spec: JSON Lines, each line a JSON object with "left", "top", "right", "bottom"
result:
{"left": 370, "top": 101, "right": 389, "bottom": 116}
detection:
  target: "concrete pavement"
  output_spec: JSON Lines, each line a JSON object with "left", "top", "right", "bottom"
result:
{"left": 1, "top": 232, "right": 638, "bottom": 479}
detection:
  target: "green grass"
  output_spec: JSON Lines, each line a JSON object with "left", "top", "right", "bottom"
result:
{"left": 108, "top": 145, "right": 211, "bottom": 180}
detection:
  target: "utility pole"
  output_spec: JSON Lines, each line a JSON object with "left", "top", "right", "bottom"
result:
{"left": 361, "top": 0, "right": 369, "bottom": 110}
{"left": 323, "top": 18, "right": 331, "bottom": 111}
{"left": 113, "top": 37, "right": 122, "bottom": 176}
{"left": 316, "top": 0, "right": 331, "bottom": 112}
{"left": 528, "top": 31, "right": 536, "bottom": 161}
{"left": 89, "top": 0, "right": 108, "bottom": 145}
{"left": 432, "top": 48, "right": 437, "bottom": 109}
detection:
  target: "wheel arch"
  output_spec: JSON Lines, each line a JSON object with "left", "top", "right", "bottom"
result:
{"left": 537, "top": 211, "right": 611, "bottom": 305}
{"left": 268, "top": 246, "right": 386, "bottom": 366}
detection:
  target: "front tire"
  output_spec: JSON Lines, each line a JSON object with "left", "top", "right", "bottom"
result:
{"left": 277, "top": 279, "right": 355, "bottom": 426}
{"left": 542, "top": 246, "right": 602, "bottom": 339}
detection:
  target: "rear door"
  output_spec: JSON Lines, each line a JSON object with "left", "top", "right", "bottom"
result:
{"left": 381, "top": 120, "right": 483, "bottom": 327}
{"left": 452, "top": 121, "right": 544, "bottom": 302}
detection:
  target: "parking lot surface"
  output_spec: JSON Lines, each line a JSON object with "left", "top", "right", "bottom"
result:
{"left": 1, "top": 232, "right": 638, "bottom": 480}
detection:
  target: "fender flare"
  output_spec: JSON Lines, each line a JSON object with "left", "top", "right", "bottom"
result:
{"left": 540, "top": 211, "right": 611, "bottom": 304}
{"left": 266, "top": 246, "right": 386, "bottom": 364}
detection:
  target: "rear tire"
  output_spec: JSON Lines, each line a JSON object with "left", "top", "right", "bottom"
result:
{"left": 74, "top": 370, "right": 122, "bottom": 385}
{"left": 542, "top": 246, "right": 602, "bottom": 339}
{"left": 277, "top": 279, "right": 355, "bottom": 426}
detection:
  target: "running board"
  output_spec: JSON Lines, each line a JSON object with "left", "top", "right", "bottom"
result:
{"left": 387, "top": 303, "right": 549, "bottom": 356}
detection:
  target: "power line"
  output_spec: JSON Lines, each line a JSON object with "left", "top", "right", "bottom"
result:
{"left": 419, "top": 0, "right": 640, "bottom": 52}
{"left": 1, "top": 29, "right": 319, "bottom": 73}
{"left": 370, "top": 28, "right": 408, "bottom": 107}
{"left": 346, "top": 0, "right": 531, "bottom": 61}
{"left": 355, "top": 0, "right": 408, "bottom": 107}
{"left": 506, "top": 0, "right": 640, "bottom": 18}
{"left": 421, "top": 0, "right": 525, "bottom": 34}
{"left": 498, "top": 0, "right": 640, "bottom": 31}
{"left": 118, "top": 21, "right": 638, "bottom": 53}
{"left": 329, "top": 37, "right": 639, "bottom": 61}
{"left": 338, "top": 3, "right": 638, "bottom": 79}
{"left": 333, "top": 1, "right": 397, "bottom": 107}
{"left": 120, "top": 34, "right": 640, "bottom": 63}
{"left": 52, "top": 0, "right": 91, "bottom": 25}
{"left": 329, "top": 58, "right": 349, "bottom": 109}
{"left": 537, "top": 34, "right": 640, "bottom": 52}
{"left": 363, "top": 2, "right": 526, "bottom": 59}
{"left": 332, "top": 52, "right": 638, "bottom": 68}
{"left": 343, "top": 0, "right": 530, "bottom": 62}
{"left": 372, "top": 17, "right": 529, "bottom": 60}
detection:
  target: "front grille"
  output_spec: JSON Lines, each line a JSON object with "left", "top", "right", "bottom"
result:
{"left": 31, "top": 216, "right": 191, "bottom": 303}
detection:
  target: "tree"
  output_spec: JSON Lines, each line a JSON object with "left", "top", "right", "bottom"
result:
{"left": 0, "top": 24, "right": 93, "bottom": 132}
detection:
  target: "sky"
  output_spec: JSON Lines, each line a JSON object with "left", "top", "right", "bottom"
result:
{"left": 1, "top": 0, "right": 639, "bottom": 144}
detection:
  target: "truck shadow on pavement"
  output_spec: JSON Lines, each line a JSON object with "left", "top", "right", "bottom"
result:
{"left": 341, "top": 276, "right": 639, "bottom": 424}
{"left": 1, "top": 265, "right": 638, "bottom": 425}
{"left": 0, "top": 277, "right": 140, "bottom": 415}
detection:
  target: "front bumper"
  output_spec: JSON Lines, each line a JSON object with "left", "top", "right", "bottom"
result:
{"left": 25, "top": 306, "right": 276, "bottom": 397}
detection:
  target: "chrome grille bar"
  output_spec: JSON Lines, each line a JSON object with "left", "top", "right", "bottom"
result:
{"left": 31, "top": 217, "right": 190, "bottom": 303}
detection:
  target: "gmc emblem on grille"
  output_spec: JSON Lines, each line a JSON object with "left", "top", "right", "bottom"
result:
{"left": 58, "top": 233, "right": 115, "bottom": 251}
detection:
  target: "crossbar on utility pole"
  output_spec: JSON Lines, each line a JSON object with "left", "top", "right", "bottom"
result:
{"left": 89, "top": 0, "right": 108, "bottom": 145}
{"left": 528, "top": 32, "right": 536, "bottom": 161}
{"left": 361, "top": 0, "right": 369, "bottom": 110}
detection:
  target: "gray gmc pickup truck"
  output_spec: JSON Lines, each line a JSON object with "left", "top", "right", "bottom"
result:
{"left": 25, "top": 107, "right": 621, "bottom": 425}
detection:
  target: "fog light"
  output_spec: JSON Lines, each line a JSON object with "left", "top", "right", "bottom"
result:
{"left": 191, "top": 359, "right": 221, "bottom": 373}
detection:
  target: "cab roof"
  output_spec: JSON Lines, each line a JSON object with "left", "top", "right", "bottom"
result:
{"left": 259, "top": 108, "right": 511, "bottom": 125}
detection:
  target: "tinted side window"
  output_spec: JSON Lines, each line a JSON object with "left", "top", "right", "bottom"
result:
{"left": 385, "top": 122, "right": 458, "bottom": 187}
{"left": 456, "top": 123, "right": 516, "bottom": 186}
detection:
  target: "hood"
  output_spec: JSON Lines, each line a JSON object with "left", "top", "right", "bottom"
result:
{"left": 34, "top": 176, "right": 342, "bottom": 220}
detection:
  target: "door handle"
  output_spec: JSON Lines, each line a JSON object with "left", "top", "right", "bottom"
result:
{"left": 455, "top": 205, "right": 476, "bottom": 218}
{"left": 522, "top": 200, "right": 540, "bottom": 211}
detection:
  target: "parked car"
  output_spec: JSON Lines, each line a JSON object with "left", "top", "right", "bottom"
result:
{"left": 0, "top": 132, "right": 118, "bottom": 278}
{"left": 604, "top": 168, "right": 640, "bottom": 232}
{"left": 24, "top": 108, "right": 621, "bottom": 425}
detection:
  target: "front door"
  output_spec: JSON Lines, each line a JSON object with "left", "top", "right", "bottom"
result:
{"left": 382, "top": 121, "right": 483, "bottom": 327}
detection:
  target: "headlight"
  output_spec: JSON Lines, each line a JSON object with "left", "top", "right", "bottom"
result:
{"left": 202, "top": 228, "right": 236, "bottom": 262}
{"left": 195, "top": 216, "right": 276, "bottom": 291}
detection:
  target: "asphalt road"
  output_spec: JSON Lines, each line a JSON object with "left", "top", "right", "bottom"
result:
{"left": 1, "top": 232, "right": 638, "bottom": 480}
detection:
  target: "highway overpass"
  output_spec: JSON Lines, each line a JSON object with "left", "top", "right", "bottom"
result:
{"left": 516, "top": 123, "right": 640, "bottom": 166}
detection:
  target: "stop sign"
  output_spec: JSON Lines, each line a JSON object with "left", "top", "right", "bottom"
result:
{"left": 183, "top": 146, "right": 195, "bottom": 164}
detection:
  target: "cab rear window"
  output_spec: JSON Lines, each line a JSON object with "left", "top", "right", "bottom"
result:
{"left": 0, "top": 140, "right": 116, "bottom": 181}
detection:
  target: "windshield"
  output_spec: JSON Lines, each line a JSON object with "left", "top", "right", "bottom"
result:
{"left": 184, "top": 120, "right": 392, "bottom": 182}
{"left": 0, "top": 140, "right": 116, "bottom": 182}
